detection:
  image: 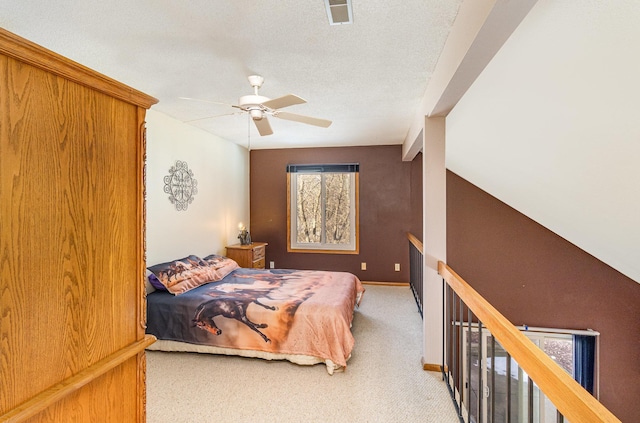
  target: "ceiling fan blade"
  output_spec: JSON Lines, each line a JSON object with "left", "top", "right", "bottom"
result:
{"left": 253, "top": 116, "right": 273, "bottom": 136}
{"left": 261, "top": 94, "right": 306, "bottom": 110}
{"left": 179, "top": 97, "right": 234, "bottom": 107}
{"left": 275, "top": 111, "right": 332, "bottom": 128}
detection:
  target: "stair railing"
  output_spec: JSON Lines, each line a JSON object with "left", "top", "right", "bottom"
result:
{"left": 407, "top": 232, "right": 423, "bottom": 317}
{"left": 439, "top": 262, "right": 620, "bottom": 423}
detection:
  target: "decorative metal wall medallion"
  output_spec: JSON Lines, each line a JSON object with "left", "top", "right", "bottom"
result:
{"left": 163, "top": 160, "right": 198, "bottom": 211}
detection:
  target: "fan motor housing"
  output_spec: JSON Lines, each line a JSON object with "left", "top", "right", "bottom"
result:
{"left": 239, "top": 94, "right": 270, "bottom": 108}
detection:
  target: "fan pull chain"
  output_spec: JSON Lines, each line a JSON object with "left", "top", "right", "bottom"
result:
{"left": 247, "top": 113, "right": 251, "bottom": 151}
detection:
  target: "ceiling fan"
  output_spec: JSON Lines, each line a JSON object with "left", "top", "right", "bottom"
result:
{"left": 180, "top": 75, "right": 332, "bottom": 136}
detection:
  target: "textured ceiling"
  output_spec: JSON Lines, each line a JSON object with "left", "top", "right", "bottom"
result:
{"left": 0, "top": 0, "right": 462, "bottom": 149}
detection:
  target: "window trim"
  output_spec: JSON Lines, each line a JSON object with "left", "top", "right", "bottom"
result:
{"left": 286, "top": 165, "right": 359, "bottom": 254}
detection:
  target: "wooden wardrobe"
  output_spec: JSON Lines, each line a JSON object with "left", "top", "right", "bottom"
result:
{"left": 0, "top": 29, "right": 157, "bottom": 422}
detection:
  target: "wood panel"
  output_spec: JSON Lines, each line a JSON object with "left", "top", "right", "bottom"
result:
{"left": 0, "top": 28, "right": 157, "bottom": 422}
{"left": 3, "top": 337, "right": 154, "bottom": 422}
{"left": 23, "top": 358, "right": 140, "bottom": 423}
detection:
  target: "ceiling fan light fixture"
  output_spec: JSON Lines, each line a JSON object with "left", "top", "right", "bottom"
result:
{"left": 250, "top": 109, "right": 263, "bottom": 120}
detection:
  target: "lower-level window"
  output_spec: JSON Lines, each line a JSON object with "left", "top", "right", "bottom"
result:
{"left": 460, "top": 325, "right": 598, "bottom": 423}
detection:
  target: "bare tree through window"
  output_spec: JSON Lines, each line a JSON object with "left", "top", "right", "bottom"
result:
{"left": 296, "top": 174, "right": 322, "bottom": 243}
{"left": 325, "top": 173, "right": 350, "bottom": 244}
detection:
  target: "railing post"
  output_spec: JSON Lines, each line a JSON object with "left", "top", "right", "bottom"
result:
{"left": 478, "top": 321, "right": 483, "bottom": 422}
{"left": 506, "top": 353, "right": 512, "bottom": 423}
{"left": 458, "top": 298, "right": 464, "bottom": 418}
{"left": 528, "top": 375, "right": 534, "bottom": 422}
{"left": 407, "top": 234, "right": 424, "bottom": 317}
{"left": 491, "top": 336, "right": 496, "bottom": 423}
{"left": 442, "top": 277, "right": 445, "bottom": 376}
{"left": 467, "top": 307, "right": 472, "bottom": 421}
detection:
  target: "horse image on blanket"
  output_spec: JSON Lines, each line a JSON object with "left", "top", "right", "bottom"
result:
{"left": 191, "top": 270, "right": 321, "bottom": 344}
{"left": 192, "top": 289, "right": 278, "bottom": 343}
{"left": 145, "top": 267, "right": 365, "bottom": 369}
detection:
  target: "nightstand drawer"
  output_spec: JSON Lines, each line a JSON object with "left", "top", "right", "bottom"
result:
{"left": 252, "top": 257, "right": 265, "bottom": 269}
{"left": 253, "top": 245, "right": 265, "bottom": 261}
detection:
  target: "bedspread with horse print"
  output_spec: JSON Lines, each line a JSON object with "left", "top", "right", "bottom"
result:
{"left": 146, "top": 268, "right": 364, "bottom": 368}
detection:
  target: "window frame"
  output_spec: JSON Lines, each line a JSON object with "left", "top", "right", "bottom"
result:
{"left": 459, "top": 324, "right": 598, "bottom": 423}
{"left": 287, "top": 164, "right": 359, "bottom": 254}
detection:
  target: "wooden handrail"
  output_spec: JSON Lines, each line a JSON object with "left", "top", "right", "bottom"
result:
{"left": 1, "top": 335, "right": 156, "bottom": 423}
{"left": 406, "top": 232, "right": 423, "bottom": 254}
{"left": 438, "top": 262, "right": 620, "bottom": 423}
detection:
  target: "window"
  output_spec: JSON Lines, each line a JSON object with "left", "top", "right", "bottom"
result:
{"left": 460, "top": 325, "right": 598, "bottom": 423}
{"left": 287, "top": 164, "right": 359, "bottom": 253}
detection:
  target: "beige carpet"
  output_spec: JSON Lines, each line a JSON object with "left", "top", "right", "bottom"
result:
{"left": 146, "top": 284, "right": 459, "bottom": 422}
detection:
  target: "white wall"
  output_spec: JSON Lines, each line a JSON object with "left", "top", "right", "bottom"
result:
{"left": 145, "top": 110, "right": 249, "bottom": 266}
{"left": 446, "top": 0, "right": 640, "bottom": 283}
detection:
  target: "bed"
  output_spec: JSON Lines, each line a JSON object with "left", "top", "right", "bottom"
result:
{"left": 145, "top": 254, "right": 364, "bottom": 374}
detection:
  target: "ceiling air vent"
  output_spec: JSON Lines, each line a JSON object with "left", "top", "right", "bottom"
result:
{"left": 324, "top": 0, "right": 353, "bottom": 25}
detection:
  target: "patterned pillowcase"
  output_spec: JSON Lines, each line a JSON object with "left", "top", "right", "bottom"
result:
{"left": 147, "top": 254, "right": 239, "bottom": 295}
{"left": 202, "top": 254, "right": 239, "bottom": 281}
{"left": 147, "top": 255, "right": 215, "bottom": 295}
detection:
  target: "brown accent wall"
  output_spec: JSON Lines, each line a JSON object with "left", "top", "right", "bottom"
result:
{"left": 250, "top": 145, "right": 422, "bottom": 282}
{"left": 446, "top": 170, "right": 640, "bottom": 422}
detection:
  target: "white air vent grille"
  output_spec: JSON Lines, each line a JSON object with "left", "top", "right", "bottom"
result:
{"left": 324, "top": 0, "right": 353, "bottom": 25}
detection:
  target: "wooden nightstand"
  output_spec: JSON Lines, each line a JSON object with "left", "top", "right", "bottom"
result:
{"left": 225, "top": 242, "right": 268, "bottom": 269}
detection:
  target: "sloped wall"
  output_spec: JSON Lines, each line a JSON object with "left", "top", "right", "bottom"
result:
{"left": 446, "top": 1, "right": 640, "bottom": 284}
{"left": 446, "top": 171, "right": 640, "bottom": 422}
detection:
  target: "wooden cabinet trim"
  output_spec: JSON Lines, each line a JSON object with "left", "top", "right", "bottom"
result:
{"left": 0, "top": 336, "right": 156, "bottom": 423}
{"left": 0, "top": 28, "right": 158, "bottom": 108}
{"left": 0, "top": 28, "right": 155, "bottom": 422}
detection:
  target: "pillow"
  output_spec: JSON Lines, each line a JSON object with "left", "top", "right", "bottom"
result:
{"left": 145, "top": 269, "right": 165, "bottom": 293}
{"left": 147, "top": 255, "right": 216, "bottom": 295}
{"left": 202, "top": 254, "right": 239, "bottom": 281}
{"left": 144, "top": 270, "right": 155, "bottom": 294}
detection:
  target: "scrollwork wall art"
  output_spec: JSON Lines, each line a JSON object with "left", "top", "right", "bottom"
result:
{"left": 163, "top": 160, "right": 198, "bottom": 211}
